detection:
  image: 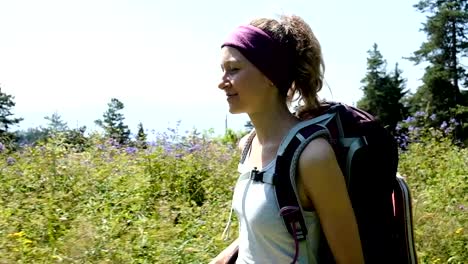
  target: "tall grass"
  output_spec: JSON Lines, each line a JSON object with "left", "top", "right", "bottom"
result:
{"left": 0, "top": 128, "right": 466, "bottom": 263}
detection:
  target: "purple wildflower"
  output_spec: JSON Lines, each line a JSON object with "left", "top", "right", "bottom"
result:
{"left": 107, "top": 138, "right": 120, "bottom": 148}
{"left": 398, "top": 138, "right": 408, "bottom": 149}
{"left": 408, "top": 126, "right": 415, "bottom": 132}
{"left": 188, "top": 144, "right": 202, "bottom": 153}
{"left": 175, "top": 153, "right": 183, "bottom": 159}
{"left": 415, "top": 111, "right": 425, "bottom": 117}
{"left": 430, "top": 114, "right": 437, "bottom": 121}
{"left": 395, "top": 133, "right": 410, "bottom": 150}
{"left": 6, "top": 157, "right": 15, "bottom": 165}
{"left": 440, "top": 121, "right": 448, "bottom": 130}
{"left": 396, "top": 124, "right": 402, "bottom": 131}
{"left": 164, "top": 145, "right": 173, "bottom": 153}
{"left": 0, "top": 142, "right": 4, "bottom": 153}
{"left": 404, "top": 116, "right": 416, "bottom": 123}
{"left": 449, "top": 118, "right": 459, "bottom": 126}
{"left": 97, "top": 144, "right": 106, "bottom": 150}
{"left": 126, "top": 147, "right": 138, "bottom": 154}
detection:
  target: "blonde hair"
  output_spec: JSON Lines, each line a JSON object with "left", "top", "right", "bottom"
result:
{"left": 249, "top": 15, "right": 325, "bottom": 117}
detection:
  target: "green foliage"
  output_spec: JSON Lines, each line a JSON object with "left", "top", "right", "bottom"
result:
{"left": 15, "top": 127, "right": 49, "bottom": 145}
{"left": 408, "top": 0, "right": 468, "bottom": 137}
{"left": 412, "top": 0, "right": 468, "bottom": 71}
{"left": 0, "top": 130, "right": 239, "bottom": 263}
{"left": 0, "top": 87, "right": 23, "bottom": 147}
{"left": 218, "top": 128, "right": 247, "bottom": 147}
{"left": 409, "top": 65, "right": 459, "bottom": 121}
{"left": 62, "top": 126, "right": 89, "bottom": 152}
{"left": 399, "top": 129, "right": 467, "bottom": 263}
{"left": 15, "top": 125, "right": 89, "bottom": 151}
{"left": 1, "top": 124, "right": 466, "bottom": 263}
{"left": 358, "top": 44, "right": 407, "bottom": 132}
{"left": 95, "top": 98, "right": 131, "bottom": 145}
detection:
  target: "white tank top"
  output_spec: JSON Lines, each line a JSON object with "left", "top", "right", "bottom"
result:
{"left": 232, "top": 157, "right": 321, "bottom": 264}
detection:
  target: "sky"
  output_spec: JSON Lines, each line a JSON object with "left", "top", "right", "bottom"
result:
{"left": 0, "top": 0, "right": 428, "bottom": 138}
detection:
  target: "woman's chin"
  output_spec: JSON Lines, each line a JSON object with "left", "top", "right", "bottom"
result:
{"left": 228, "top": 107, "right": 244, "bottom": 114}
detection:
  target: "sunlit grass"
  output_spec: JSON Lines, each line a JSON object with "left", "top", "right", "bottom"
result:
{"left": 0, "top": 127, "right": 466, "bottom": 263}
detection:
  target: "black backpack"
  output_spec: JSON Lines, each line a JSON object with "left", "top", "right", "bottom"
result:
{"left": 230, "top": 102, "right": 417, "bottom": 264}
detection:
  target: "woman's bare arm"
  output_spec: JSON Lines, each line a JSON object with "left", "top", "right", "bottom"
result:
{"left": 209, "top": 238, "right": 239, "bottom": 264}
{"left": 298, "top": 137, "right": 364, "bottom": 264}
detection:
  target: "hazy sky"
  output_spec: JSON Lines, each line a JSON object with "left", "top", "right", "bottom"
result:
{"left": 0, "top": 0, "right": 427, "bottom": 138}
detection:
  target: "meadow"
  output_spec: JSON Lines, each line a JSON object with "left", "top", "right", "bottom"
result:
{"left": 0, "top": 125, "right": 466, "bottom": 263}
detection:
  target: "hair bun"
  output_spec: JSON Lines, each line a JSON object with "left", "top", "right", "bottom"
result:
{"left": 249, "top": 15, "right": 325, "bottom": 115}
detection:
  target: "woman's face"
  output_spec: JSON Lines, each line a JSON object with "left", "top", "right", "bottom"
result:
{"left": 219, "top": 46, "right": 278, "bottom": 114}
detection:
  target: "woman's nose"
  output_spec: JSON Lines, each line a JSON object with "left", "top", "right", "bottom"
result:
{"left": 218, "top": 75, "right": 230, "bottom": 90}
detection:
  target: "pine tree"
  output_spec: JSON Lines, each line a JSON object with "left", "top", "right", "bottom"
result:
{"left": 358, "top": 44, "right": 387, "bottom": 113}
{"left": 358, "top": 44, "right": 407, "bottom": 132}
{"left": 136, "top": 122, "right": 147, "bottom": 148}
{"left": 0, "top": 87, "right": 23, "bottom": 144}
{"left": 95, "top": 98, "right": 131, "bottom": 145}
{"left": 44, "top": 112, "right": 68, "bottom": 132}
{"left": 409, "top": 0, "right": 468, "bottom": 120}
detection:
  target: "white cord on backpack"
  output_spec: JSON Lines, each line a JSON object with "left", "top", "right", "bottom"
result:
{"left": 222, "top": 132, "right": 256, "bottom": 241}
{"left": 222, "top": 204, "right": 234, "bottom": 240}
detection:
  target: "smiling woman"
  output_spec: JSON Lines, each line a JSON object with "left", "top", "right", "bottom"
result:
{"left": 212, "top": 15, "right": 364, "bottom": 264}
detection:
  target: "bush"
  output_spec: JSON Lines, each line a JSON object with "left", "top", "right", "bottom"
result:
{"left": 399, "top": 129, "right": 467, "bottom": 263}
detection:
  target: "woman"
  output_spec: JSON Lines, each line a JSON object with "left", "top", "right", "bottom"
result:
{"left": 211, "top": 15, "right": 364, "bottom": 264}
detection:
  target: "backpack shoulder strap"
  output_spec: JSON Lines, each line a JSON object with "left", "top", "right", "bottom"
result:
{"left": 274, "top": 119, "right": 333, "bottom": 241}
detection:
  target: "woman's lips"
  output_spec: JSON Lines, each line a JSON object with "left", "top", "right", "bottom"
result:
{"left": 227, "top": 94, "right": 238, "bottom": 101}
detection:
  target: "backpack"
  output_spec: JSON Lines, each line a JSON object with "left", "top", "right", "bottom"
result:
{"left": 228, "top": 102, "right": 417, "bottom": 264}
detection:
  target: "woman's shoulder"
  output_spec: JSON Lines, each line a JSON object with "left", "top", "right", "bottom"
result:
{"left": 296, "top": 136, "right": 342, "bottom": 190}
{"left": 299, "top": 137, "right": 335, "bottom": 165}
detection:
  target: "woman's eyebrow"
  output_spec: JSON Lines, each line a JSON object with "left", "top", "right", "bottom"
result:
{"left": 224, "top": 59, "right": 238, "bottom": 64}
{"left": 221, "top": 60, "right": 238, "bottom": 69}
{"left": 222, "top": 59, "right": 241, "bottom": 66}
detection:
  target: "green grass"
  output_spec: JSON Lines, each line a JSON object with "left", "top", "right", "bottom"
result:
{"left": 399, "top": 133, "right": 467, "bottom": 264}
{"left": 0, "top": 130, "right": 466, "bottom": 263}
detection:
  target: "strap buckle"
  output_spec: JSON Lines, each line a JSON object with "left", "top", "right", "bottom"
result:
{"left": 250, "top": 167, "right": 264, "bottom": 182}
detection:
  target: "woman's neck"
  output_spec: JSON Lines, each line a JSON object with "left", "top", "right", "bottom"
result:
{"left": 248, "top": 104, "right": 300, "bottom": 146}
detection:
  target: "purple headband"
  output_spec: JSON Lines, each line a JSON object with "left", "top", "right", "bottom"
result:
{"left": 221, "top": 25, "right": 294, "bottom": 94}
